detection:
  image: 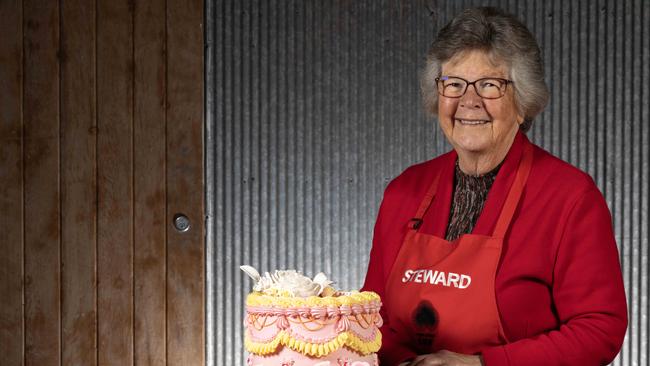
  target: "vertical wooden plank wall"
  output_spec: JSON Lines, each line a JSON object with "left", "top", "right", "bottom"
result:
{"left": 134, "top": 0, "right": 167, "bottom": 365}
{"left": 0, "top": 0, "right": 204, "bottom": 365}
{"left": 97, "top": 0, "right": 134, "bottom": 363}
{"left": 166, "top": 0, "right": 205, "bottom": 364}
{"left": 61, "top": 0, "right": 96, "bottom": 364}
{"left": 23, "top": 1, "right": 61, "bottom": 364}
{"left": 0, "top": 0, "right": 24, "bottom": 365}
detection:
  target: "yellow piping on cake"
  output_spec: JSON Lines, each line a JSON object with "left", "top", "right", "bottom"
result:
{"left": 246, "top": 291, "right": 380, "bottom": 307}
{"left": 244, "top": 330, "right": 382, "bottom": 357}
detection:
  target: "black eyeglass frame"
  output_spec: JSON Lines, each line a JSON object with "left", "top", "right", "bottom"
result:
{"left": 435, "top": 76, "right": 513, "bottom": 99}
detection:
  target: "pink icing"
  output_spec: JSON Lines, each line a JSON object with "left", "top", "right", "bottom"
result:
{"left": 298, "top": 307, "right": 312, "bottom": 318}
{"left": 287, "top": 307, "right": 300, "bottom": 318}
{"left": 246, "top": 300, "right": 384, "bottom": 344}
{"left": 246, "top": 303, "right": 381, "bottom": 316}
{"left": 335, "top": 315, "right": 350, "bottom": 332}
{"left": 248, "top": 317, "right": 379, "bottom": 345}
{"left": 339, "top": 305, "right": 352, "bottom": 316}
{"left": 375, "top": 315, "right": 383, "bottom": 328}
{"left": 247, "top": 318, "right": 281, "bottom": 343}
{"left": 327, "top": 306, "right": 339, "bottom": 317}
{"left": 312, "top": 307, "right": 327, "bottom": 319}
{"left": 350, "top": 304, "right": 363, "bottom": 314}
{"left": 362, "top": 303, "right": 372, "bottom": 313}
{"left": 277, "top": 315, "right": 290, "bottom": 330}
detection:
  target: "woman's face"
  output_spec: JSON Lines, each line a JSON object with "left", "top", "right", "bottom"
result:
{"left": 438, "top": 49, "right": 524, "bottom": 158}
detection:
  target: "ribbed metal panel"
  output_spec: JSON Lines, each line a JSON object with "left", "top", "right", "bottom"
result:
{"left": 206, "top": 1, "right": 649, "bottom": 365}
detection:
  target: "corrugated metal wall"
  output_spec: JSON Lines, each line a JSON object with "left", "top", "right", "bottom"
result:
{"left": 205, "top": 1, "right": 649, "bottom": 365}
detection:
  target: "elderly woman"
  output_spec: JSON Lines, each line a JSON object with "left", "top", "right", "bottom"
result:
{"left": 361, "top": 7, "right": 627, "bottom": 366}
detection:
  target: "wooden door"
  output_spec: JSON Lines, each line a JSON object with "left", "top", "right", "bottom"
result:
{"left": 0, "top": 0, "right": 204, "bottom": 365}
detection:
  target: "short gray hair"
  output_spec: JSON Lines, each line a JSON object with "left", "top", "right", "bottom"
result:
{"left": 421, "top": 7, "right": 548, "bottom": 132}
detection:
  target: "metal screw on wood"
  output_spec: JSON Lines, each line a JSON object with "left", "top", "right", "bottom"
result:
{"left": 173, "top": 213, "right": 190, "bottom": 232}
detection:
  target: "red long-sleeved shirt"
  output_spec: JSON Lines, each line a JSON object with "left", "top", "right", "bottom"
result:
{"left": 361, "top": 132, "right": 627, "bottom": 366}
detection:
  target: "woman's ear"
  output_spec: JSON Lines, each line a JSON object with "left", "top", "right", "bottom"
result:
{"left": 516, "top": 111, "right": 525, "bottom": 125}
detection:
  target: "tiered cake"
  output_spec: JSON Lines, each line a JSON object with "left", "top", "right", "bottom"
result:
{"left": 241, "top": 266, "right": 383, "bottom": 366}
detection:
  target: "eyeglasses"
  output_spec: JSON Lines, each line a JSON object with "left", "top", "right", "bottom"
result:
{"left": 435, "top": 76, "right": 513, "bottom": 99}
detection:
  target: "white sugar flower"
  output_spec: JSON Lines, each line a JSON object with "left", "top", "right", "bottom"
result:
{"left": 240, "top": 265, "right": 334, "bottom": 297}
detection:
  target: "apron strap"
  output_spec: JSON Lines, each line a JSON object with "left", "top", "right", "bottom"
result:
{"left": 492, "top": 143, "right": 534, "bottom": 239}
{"left": 408, "top": 172, "right": 442, "bottom": 230}
{"left": 409, "top": 142, "right": 533, "bottom": 234}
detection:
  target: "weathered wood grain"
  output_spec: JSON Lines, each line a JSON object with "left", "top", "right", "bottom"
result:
{"left": 134, "top": 0, "right": 167, "bottom": 365}
{"left": 2, "top": 1, "right": 205, "bottom": 364}
{"left": 96, "top": 0, "right": 134, "bottom": 364}
{"left": 23, "top": 1, "right": 61, "bottom": 365}
{"left": 166, "top": 0, "right": 204, "bottom": 364}
{"left": 60, "top": 0, "right": 97, "bottom": 364}
{"left": 0, "top": 1, "right": 24, "bottom": 365}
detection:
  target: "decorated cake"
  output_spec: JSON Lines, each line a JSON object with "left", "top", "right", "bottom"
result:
{"left": 241, "top": 265, "right": 383, "bottom": 366}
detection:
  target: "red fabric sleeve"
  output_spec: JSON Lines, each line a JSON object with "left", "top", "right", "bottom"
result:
{"left": 362, "top": 189, "right": 417, "bottom": 366}
{"left": 481, "top": 187, "right": 628, "bottom": 366}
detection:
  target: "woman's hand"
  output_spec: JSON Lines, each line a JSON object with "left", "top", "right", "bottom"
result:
{"left": 406, "top": 350, "right": 483, "bottom": 366}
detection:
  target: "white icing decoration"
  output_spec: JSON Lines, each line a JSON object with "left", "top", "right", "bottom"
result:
{"left": 240, "top": 265, "right": 334, "bottom": 297}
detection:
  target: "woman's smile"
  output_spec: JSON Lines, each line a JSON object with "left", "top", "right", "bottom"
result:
{"left": 454, "top": 118, "right": 492, "bottom": 126}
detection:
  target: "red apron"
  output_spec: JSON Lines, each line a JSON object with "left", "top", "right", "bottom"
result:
{"left": 384, "top": 143, "right": 533, "bottom": 355}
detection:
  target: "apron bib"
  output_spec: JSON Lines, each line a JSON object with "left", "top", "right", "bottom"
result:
{"left": 384, "top": 143, "right": 533, "bottom": 355}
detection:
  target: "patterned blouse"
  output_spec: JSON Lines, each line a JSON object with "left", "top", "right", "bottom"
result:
{"left": 445, "top": 160, "right": 502, "bottom": 241}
